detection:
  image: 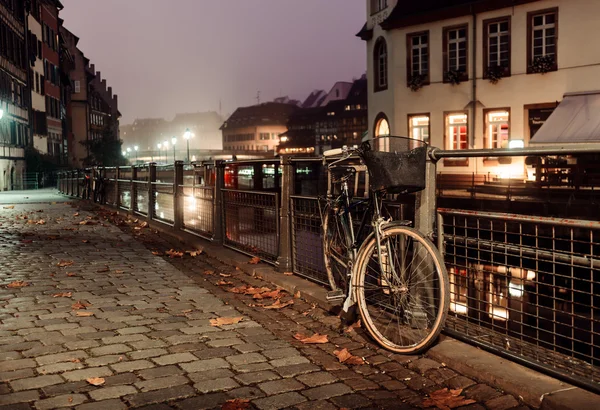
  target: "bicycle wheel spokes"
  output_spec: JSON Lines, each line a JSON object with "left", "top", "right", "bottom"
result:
{"left": 356, "top": 225, "right": 448, "bottom": 354}
{"left": 323, "top": 208, "right": 352, "bottom": 292}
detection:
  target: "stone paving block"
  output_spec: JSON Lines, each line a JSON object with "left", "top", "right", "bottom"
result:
{"left": 0, "top": 368, "right": 36, "bottom": 382}
{"left": 64, "top": 340, "right": 100, "bottom": 350}
{"left": 302, "top": 382, "right": 353, "bottom": 400}
{"left": 138, "top": 365, "right": 184, "bottom": 380}
{"left": 89, "top": 384, "right": 138, "bottom": 401}
{"left": 34, "top": 393, "right": 87, "bottom": 410}
{"left": 173, "top": 392, "right": 229, "bottom": 410}
{"left": 187, "top": 369, "right": 235, "bottom": 383}
{"left": 86, "top": 354, "right": 123, "bottom": 367}
{"left": 110, "top": 359, "right": 155, "bottom": 373}
{"left": 194, "top": 377, "right": 239, "bottom": 393}
{"left": 225, "top": 352, "right": 267, "bottom": 366}
{"left": 9, "top": 374, "right": 63, "bottom": 392}
{"left": 135, "top": 375, "right": 190, "bottom": 392}
{"left": 252, "top": 391, "right": 307, "bottom": 410}
{"left": 232, "top": 362, "right": 273, "bottom": 373}
{"left": 262, "top": 347, "right": 302, "bottom": 360}
{"left": 206, "top": 338, "right": 244, "bottom": 348}
{"left": 62, "top": 366, "right": 113, "bottom": 382}
{"left": 41, "top": 381, "right": 93, "bottom": 397}
{"left": 330, "top": 393, "right": 373, "bottom": 409}
{"left": 270, "top": 355, "right": 310, "bottom": 368}
{"left": 102, "top": 373, "right": 140, "bottom": 387}
{"left": 465, "top": 384, "right": 503, "bottom": 402}
{"left": 0, "top": 351, "right": 22, "bottom": 361}
{"left": 226, "top": 386, "right": 265, "bottom": 400}
{"left": 258, "top": 378, "right": 304, "bottom": 395}
{"left": 180, "top": 358, "right": 229, "bottom": 373}
{"left": 408, "top": 357, "right": 442, "bottom": 375}
{"left": 124, "top": 385, "right": 196, "bottom": 408}
{"left": 128, "top": 348, "right": 169, "bottom": 360}
{"left": 151, "top": 352, "right": 197, "bottom": 366}
{"left": 192, "top": 346, "right": 237, "bottom": 360}
{"left": 130, "top": 339, "right": 168, "bottom": 350}
{"left": 485, "top": 394, "right": 520, "bottom": 410}
{"left": 21, "top": 344, "right": 66, "bottom": 358}
{"left": 116, "top": 325, "right": 152, "bottom": 335}
{"left": 294, "top": 400, "right": 338, "bottom": 410}
{"left": 62, "top": 326, "right": 99, "bottom": 336}
{"left": 101, "top": 334, "right": 149, "bottom": 345}
{"left": 0, "top": 358, "right": 36, "bottom": 372}
{"left": 75, "top": 398, "right": 128, "bottom": 410}
{"left": 296, "top": 371, "right": 338, "bottom": 387}
{"left": 0, "top": 402, "right": 33, "bottom": 410}
{"left": 35, "top": 350, "right": 88, "bottom": 366}
{"left": 234, "top": 370, "right": 280, "bottom": 386}
{"left": 0, "top": 390, "right": 40, "bottom": 406}
{"left": 274, "top": 363, "right": 320, "bottom": 378}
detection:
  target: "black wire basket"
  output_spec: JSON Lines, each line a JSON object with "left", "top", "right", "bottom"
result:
{"left": 362, "top": 136, "right": 428, "bottom": 194}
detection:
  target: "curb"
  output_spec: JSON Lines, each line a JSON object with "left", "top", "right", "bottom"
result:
{"left": 100, "top": 204, "right": 600, "bottom": 410}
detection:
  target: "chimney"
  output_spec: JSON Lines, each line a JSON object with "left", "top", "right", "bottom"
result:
{"left": 108, "top": 86, "right": 112, "bottom": 98}
{"left": 90, "top": 64, "right": 95, "bottom": 73}
{"left": 102, "top": 79, "right": 106, "bottom": 90}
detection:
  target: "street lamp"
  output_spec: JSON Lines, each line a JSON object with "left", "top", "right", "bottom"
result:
{"left": 134, "top": 145, "right": 139, "bottom": 163}
{"left": 171, "top": 137, "right": 177, "bottom": 162}
{"left": 0, "top": 108, "right": 3, "bottom": 120}
{"left": 163, "top": 141, "right": 169, "bottom": 163}
{"left": 157, "top": 143, "right": 162, "bottom": 164}
{"left": 184, "top": 128, "right": 192, "bottom": 163}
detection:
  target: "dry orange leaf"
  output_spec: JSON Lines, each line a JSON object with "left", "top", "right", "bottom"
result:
{"left": 422, "top": 388, "right": 476, "bottom": 410}
{"left": 53, "top": 292, "right": 73, "bottom": 298}
{"left": 73, "top": 212, "right": 80, "bottom": 216}
{"left": 70, "top": 358, "right": 81, "bottom": 363}
{"left": 210, "top": 316, "right": 243, "bottom": 327}
{"left": 36, "top": 219, "right": 46, "bottom": 225}
{"left": 166, "top": 249, "right": 184, "bottom": 258}
{"left": 79, "top": 220, "right": 95, "bottom": 225}
{"left": 151, "top": 251, "right": 163, "bottom": 256}
{"left": 283, "top": 271, "right": 294, "bottom": 276}
{"left": 86, "top": 377, "right": 105, "bottom": 386}
{"left": 263, "top": 299, "right": 294, "bottom": 310}
{"left": 76, "top": 311, "right": 94, "bottom": 317}
{"left": 186, "top": 249, "right": 203, "bottom": 257}
{"left": 345, "top": 320, "right": 362, "bottom": 333}
{"left": 6, "top": 280, "right": 30, "bottom": 288}
{"left": 82, "top": 240, "right": 89, "bottom": 243}
{"left": 66, "top": 272, "right": 77, "bottom": 277}
{"left": 203, "top": 270, "right": 215, "bottom": 275}
{"left": 258, "top": 289, "right": 282, "bottom": 299}
{"left": 72, "top": 301, "right": 90, "bottom": 310}
{"left": 293, "top": 333, "right": 329, "bottom": 344}
{"left": 244, "top": 287, "right": 271, "bottom": 295}
{"left": 333, "top": 348, "right": 364, "bottom": 365}
{"left": 217, "top": 280, "right": 234, "bottom": 286}
{"left": 227, "top": 286, "right": 247, "bottom": 294}
{"left": 114, "top": 270, "right": 124, "bottom": 274}
{"left": 139, "top": 222, "right": 148, "bottom": 228}
{"left": 222, "top": 398, "right": 250, "bottom": 410}
{"left": 57, "top": 260, "right": 74, "bottom": 268}
{"left": 248, "top": 256, "right": 261, "bottom": 264}
{"left": 219, "top": 273, "right": 232, "bottom": 278}
{"left": 97, "top": 266, "right": 110, "bottom": 273}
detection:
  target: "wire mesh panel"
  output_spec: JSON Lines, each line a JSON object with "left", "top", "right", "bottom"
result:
{"left": 133, "top": 167, "right": 149, "bottom": 215}
{"left": 222, "top": 189, "right": 279, "bottom": 263}
{"left": 118, "top": 167, "right": 132, "bottom": 210}
{"left": 182, "top": 186, "right": 214, "bottom": 238}
{"left": 439, "top": 208, "right": 600, "bottom": 392}
{"left": 153, "top": 183, "right": 175, "bottom": 224}
{"left": 104, "top": 168, "right": 117, "bottom": 205}
{"left": 291, "top": 196, "right": 327, "bottom": 285}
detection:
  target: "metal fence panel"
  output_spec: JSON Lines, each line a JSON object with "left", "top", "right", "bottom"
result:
{"left": 182, "top": 186, "right": 214, "bottom": 238}
{"left": 104, "top": 169, "right": 117, "bottom": 205}
{"left": 291, "top": 196, "right": 328, "bottom": 285}
{"left": 153, "top": 183, "right": 175, "bottom": 224}
{"left": 222, "top": 189, "right": 279, "bottom": 263}
{"left": 439, "top": 208, "right": 600, "bottom": 391}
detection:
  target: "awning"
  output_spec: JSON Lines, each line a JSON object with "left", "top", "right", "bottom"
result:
{"left": 530, "top": 91, "right": 600, "bottom": 143}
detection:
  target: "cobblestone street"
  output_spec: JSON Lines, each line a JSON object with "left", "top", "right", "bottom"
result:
{"left": 0, "top": 198, "right": 530, "bottom": 410}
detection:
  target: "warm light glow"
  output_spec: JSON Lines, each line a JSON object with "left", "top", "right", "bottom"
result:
{"left": 134, "top": 146, "right": 139, "bottom": 151}
{"left": 157, "top": 143, "right": 162, "bottom": 149}
{"left": 185, "top": 196, "right": 197, "bottom": 212}
{"left": 490, "top": 163, "right": 525, "bottom": 179}
{"left": 375, "top": 118, "right": 390, "bottom": 137}
{"left": 489, "top": 306, "right": 509, "bottom": 321}
{"left": 280, "top": 136, "right": 289, "bottom": 143}
{"left": 127, "top": 147, "right": 131, "bottom": 152}
{"left": 191, "top": 155, "right": 197, "bottom": 162}
{"left": 509, "top": 281, "right": 524, "bottom": 298}
{"left": 163, "top": 141, "right": 169, "bottom": 148}
{"left": 184, "top": 128, "right": 192, "bottom": 140}
{"left": 509, "top": 139, "right": 525, "bottom": 149}
{"left": 488, "top": 111, "right": 509, "bottom": 122}
{"left": 411, "top": 116, "right": 430, "bottom": 126}
{"left": 450, "top": 302, "right": 468, "bottom": 315}
{"left": 448, "top": 114, "right": 467, "bottom": 124}
{"left": 172, "top": 137, "right": 177, "bottom": 145}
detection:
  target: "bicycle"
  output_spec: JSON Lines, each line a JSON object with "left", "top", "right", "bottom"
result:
{"left": 321, "top": 136, "right": 449, "bottom": 354}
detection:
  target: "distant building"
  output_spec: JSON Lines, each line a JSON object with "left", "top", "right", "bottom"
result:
{"left": 221, "top": 102, "right": 298, "bottom": 153}
{"left": 0, "top": 0, "right": 28, "bottom": 190}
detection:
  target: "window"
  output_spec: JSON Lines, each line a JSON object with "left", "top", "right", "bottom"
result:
{"left": 374, "top": 37, "right": 388, "bottom": 92}
{"left": 259, "top": 133, "right": 270, "bottom": 140}
{"left": 35, "top": 72, "right": 39, "bottom": 93}
{"left": 371, "top": 0, "right": 387, "bottom": 13}
{"left": 485, "top": 110, "right": 510, "bottom": 149}
{"left": 443, "top": 26, "right": 468, "bottom": 82}
{"left": 445, "top": 113, "right": 468, "bottom": 150}
{"left": 484, "top": 18, "right": 511, "bottom": 78}
{"left": 74, "top": 80, "right": 80, "bottom": 93}
{"left": 407, "top": 32, "right": 429, "bottom": 86}
{"left": 528, "top": 9, "right": 558, "bottom": 73}
{"left": 408, "top": 115, "right": 430, "bottom": 145}
{"left": 374, "top": 113, "right": 390, "bottom": 151}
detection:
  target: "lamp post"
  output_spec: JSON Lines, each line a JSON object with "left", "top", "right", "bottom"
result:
{"left": 163, "top": 141, "right": 169, "bottom": 163}
{"left": 171, "top": 137, "right": 177, "bottom": 163}
{"left": 157, "top": 143, "right": 162, "bottom": 164}
{"left": 134, "top": 145, "right": 139, "bottom": 163}
{"left": 184, "top": 128, "right": 191, "bottom": 163}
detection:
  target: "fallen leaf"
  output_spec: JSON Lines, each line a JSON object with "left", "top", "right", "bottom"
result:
{"left": 165, "top": 249, "right": 184, "bottom": 258}
{"left": 293, "top": 333, "right": 329, "bottom": 344}
{"left": 248, "top": 256, "right": 261, "bottom": 264}
{"left": 283, "top": 271, "right": 294, "bottom": 276}
{"left": 217, "top": 280, "right": 233, "bottom": 286}
{"left": 70, "top": 358, "right": 81, "bottom": 363}
{"left": 222, "top": 398, "right": 250, "bottom": 410}
{"left": 72, "top": 301, "right": 90, "bottom": 310}
{"left": 82, "top": 240, "right": 89, "bottom": 244}
{"left": 68, "top": 397, "right": 73, "bottom": 403}
{"left": 66, "top": 272, "right": 77, "bottom": 277}
{"left": 57, "top": 260, "right": 74, "bottom": 268}
{"left": 6, "top": 280, "right": 30, "bottom": 288}
{"left": 118, "top": 356, "right": 124, "bottom": 361}
{"left": 181, "top": 309, "right": 193, "bottom": 314}
{"left": 36, "top": 219, "right": 46, "bottom": 225}
{"left": 263, "top": 299, "right": 294, "bottom": 310}
{"left": 48, "top": 236, "right": 58, "bottom": 240}
{"left": 422, "top": 388, "right": 476, "bottom": 410}
{"left": 86, "top": 377, "right": 105, "bottom": 386}
{"left": 151, "top": 251, "right": 163, "bottom": 256}
{"left": 333, "top": 348, "right": 364, "bottom": 365}
{"left": 53, "top": 292, "right": 73, "bottom": 298}
{"left": 259, "top": 289, "right": 282, "bottom": 299}
{"left": 79, "top": 220, "right": 95, "bottom": 225}
{"left": 244, "top": 287, "right": 271, "bottom": 295}
{"left": 227, "top": 285, "right": 248, "bottom": 294}
{"left": 114, "top": 270, "right": 124, "bottom": 274}
{"left": 73, "top": 212, "right": 80, "bottom": 216}
{"left": 219, "top": 273, "right": 232, "bottom": 278}
{"left": 210, "top": 316, "right": 243, "bottom": 327}
{"left": 3, "top": 205, "right": 14, "bottom": 209}
{"left": 345, "top": 320, "right": 362, "bottom": 333}
{"left": 76, "top": 311, "right": 94, "bottom": 317}
{"left": 97, "top": 266, "right": 110, "bottom": 273}
{"left": 139, "top": 222, "right": 148, "bottom": 228}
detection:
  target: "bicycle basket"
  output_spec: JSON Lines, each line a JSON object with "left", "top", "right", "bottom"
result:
{"left": 362, "top": 136, "right": 428, "bottom": 194}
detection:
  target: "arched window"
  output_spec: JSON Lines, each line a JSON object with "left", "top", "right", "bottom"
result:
{"left": 374, "top": 113, "right": 390, "bottom": 151}
{"left": 374, "top": 37, "right": 388, "bottom": 92}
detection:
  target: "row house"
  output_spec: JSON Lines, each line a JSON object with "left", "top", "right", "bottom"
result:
{"left": 0, "top": 0, "right": 28, "bottom": 190}
{"left": 360, "top": 0, "right": 600, "bottom": 179}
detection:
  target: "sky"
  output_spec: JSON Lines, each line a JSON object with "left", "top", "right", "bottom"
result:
{"left": 60, "top": 0, "right": 367, "bottom": 125}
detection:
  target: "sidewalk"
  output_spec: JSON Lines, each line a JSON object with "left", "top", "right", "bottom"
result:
{"left": 1, "top": 198, "right": 532, "bottom": 409}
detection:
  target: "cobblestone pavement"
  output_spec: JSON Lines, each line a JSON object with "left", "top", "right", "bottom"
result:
{"left": 0, "top": 201, "right": 531, "bottom": 410}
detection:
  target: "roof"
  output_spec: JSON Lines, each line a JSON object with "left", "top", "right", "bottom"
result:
{"left": 221, "top": 102, "right": 299, "bottom": 130}
{"left": 379, "top": 0, "right": 540, "bottom": 30}
{"left": 320, "top": 82, "right": 354, "bottom": 107}
{"left": 301, "top": 90, "right": 327, "bottom": 108}
{"left": 171, "top": 112, "right": 223, "bottom": 125}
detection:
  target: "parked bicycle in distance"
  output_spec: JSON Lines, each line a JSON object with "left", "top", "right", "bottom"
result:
{"left": 320, "top": 135, "right": 449, "bottom": 354}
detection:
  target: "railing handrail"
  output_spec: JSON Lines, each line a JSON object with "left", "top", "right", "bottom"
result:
{"left": 430, "top": 143, "right": 600, "bottom": 160}
{"left": 221, "top": 188, "right": 278, "bottom": 197}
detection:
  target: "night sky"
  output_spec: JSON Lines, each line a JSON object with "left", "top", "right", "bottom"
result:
{"left": 60, "top": 0, "right": 367, "bottom": 125}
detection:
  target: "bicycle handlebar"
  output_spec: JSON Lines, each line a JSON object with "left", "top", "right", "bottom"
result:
{"left": 323, "top": 148, "right": 344, "bottom": 157}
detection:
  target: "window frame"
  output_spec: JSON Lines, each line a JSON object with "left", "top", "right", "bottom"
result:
{"left": 483, "top": 16, "right": 511, "bottom": 79}
{"left": 406, "top": 31, "right": 430, "bottom": 87}
{"left": 443, "top": 24, "right": 469, "bottom": 83}
{"left": 443, "top": 111, "right": 469, "bottom": 166}
{"left": 407, "top": 113, "right": 431, "bottom": 145}
{"left": 527, "top": 8, "right": 559, "bottom": 74}
{"left": 483, "top": 108, "right": 511, "bottom": 150}
{"left": 370, "top": 0, "right": 388, "bottom": 15}
{"left": 373, "top": 37, "right": 388, "bottom": 92}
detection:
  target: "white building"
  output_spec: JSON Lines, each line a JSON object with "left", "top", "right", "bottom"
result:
{"left": 361, "top": 0, "right": 600, "bottom": 178}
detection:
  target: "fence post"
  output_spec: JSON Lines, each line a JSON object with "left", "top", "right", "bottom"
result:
{"left": 148, "top": 163, "right": 156, "bottom": 220}
{"left": 76, "top": 170, "right": 81, "bottom": 198}
{"left": 131, "top": 165, "right": 137, "bottom": 211}
{"left": 277, "top": 156, "right": 293, "bottom": 272}
{"left": 115, "top": 167, "right": 121, "bottom": 208}
{"left": 174, "top": 161, "right": 184, "bottom": 231}
{"left": 213, "top": 161, "right": 225, "bottom": 244}
{"left": 415, "top": 156, "right": 438, "bottom": 241}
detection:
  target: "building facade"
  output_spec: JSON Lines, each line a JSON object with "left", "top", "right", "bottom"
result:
{"left": 361, "top": 0, "right": 600, "bottom": 178}
{"left": 0, "top": 0, "right": 28, "bottom": 190}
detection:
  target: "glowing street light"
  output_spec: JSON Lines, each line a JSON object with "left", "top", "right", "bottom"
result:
{"left": 163, "top": 141, "right": 169, "bottom": 163}
{"left": 171, "top": 137, "right": 177, "bottom": 162}
{"left": 134, "top": 145, "right": 139, "bottom": 162}
{"left": 184, "top": 128, "right": 192, "bottom": 163}
{"left": 157, "top": 143, "right": 162, "bottom": 164}
{"left": 0, "top": 108, "right": 3, "bottom": 120}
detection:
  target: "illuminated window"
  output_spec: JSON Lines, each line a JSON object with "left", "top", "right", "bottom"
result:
{"left": 485, "top": 111, "right": 509, "bottom": 149}
{"left": 446, "top": 113, "right": 468, "bottom": 150}
{"left": 375, "top": 117, "right": 389, "bottom": 137}
{"left": 408, "top": 115, "right": 430, "bottom": 144}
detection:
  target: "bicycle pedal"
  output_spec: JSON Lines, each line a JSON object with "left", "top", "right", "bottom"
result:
{"left": 326, "top": 290, "right": 346, "bottom": 302}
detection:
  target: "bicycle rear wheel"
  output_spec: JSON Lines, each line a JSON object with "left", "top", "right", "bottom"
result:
{"left": 322, "top": 205, "right": 353, "bottom": 292}
{"left": 354, "top": 224, "right": 449, "bottom": 354}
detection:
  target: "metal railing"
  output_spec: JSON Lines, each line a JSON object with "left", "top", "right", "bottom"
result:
{"left": 56, "top": 144, "right": 600, "bottom": 393}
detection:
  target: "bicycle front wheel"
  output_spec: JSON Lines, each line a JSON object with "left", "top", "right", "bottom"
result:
{"left": 322, "top": 205, "right": 353, "bottom": 292}
{"left": 354, "top": 224, "right": 449, "bottom": 354}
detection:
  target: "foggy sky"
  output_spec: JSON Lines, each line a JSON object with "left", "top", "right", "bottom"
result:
{"left": 59, "top": 0, "right": 367, "bottom": 125}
